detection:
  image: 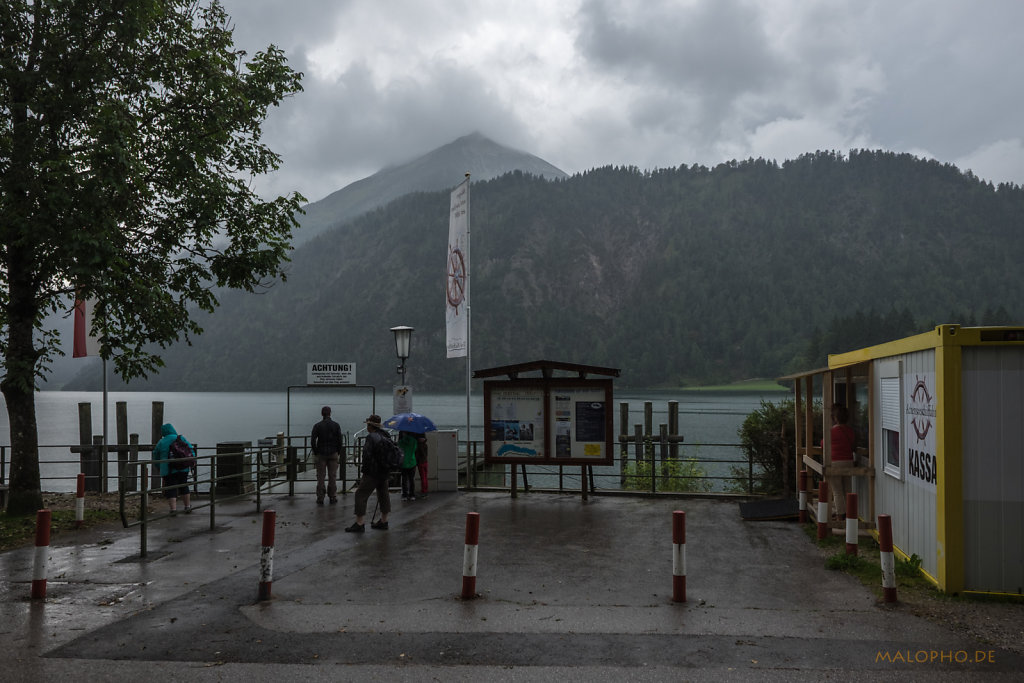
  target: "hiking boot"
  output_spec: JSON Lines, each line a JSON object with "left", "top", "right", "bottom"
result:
{"left": 329, "top": 498, "right": 338, "bottom": 505}
{"left": 344, "top": 523, "right": 365, "bottom": 533}
{"left": 316, "top": 499, "right": 324, "bottom": 505}
{"left": 371, "top": 520, "right": 389, "bottom": 530}
{"left": 184, "top": 506, "right": 193, "bottom": 514}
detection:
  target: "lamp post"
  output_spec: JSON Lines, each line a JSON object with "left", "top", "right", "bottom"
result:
{"left": 391, "top": 325, "right": 414, "bottom": 385}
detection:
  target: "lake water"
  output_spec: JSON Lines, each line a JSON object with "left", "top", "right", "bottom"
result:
{"left": 0, "top": 389, "right": 788, "bottom": 492}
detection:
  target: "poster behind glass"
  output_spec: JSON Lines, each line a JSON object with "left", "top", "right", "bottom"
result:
{"left": 489, "top": 388, "right": 545, "bottom": 458}
{"left": 549, "top": 387, "right": 607, "bottom": 459}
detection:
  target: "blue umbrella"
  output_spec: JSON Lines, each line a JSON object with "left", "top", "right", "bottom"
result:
{"left": 383, "top": 412, "right": 437, "bottom": 434}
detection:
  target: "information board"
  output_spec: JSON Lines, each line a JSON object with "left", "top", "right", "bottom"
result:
{"left": 483, "top": 378, "right": 613, "bottom": 465}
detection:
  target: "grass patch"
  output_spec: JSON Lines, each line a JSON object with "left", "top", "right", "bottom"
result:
{"left": 802, "top": 521, "right": 946, "bottom": 600}
{"left": 825, "top": 551, "right": 878, "bottom": 582}
{"left": 0, "top": 508, "right": 122, "bottom": 552}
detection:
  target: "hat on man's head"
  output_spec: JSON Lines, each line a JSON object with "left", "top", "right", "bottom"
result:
{"left": 365, "top": 414, "right": 383, "bottom": 429}
{"left": 321, "top": 406, "right": 331, "bottom": 416}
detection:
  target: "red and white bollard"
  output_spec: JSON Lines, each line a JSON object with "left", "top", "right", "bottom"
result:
{"left": 461, "top": 512, "right": 480, "bottom": 599}
{"left": 845, "top": 492, "right": 858, "bottom": 555}
{"left": 816, "top": 481, "right": 829, "bottom": 540}
{"left": 31, "top": 509, "right": 52, "bottom": 600}
{"left": 798, "top": 470, "right": 808, "bottom": 523}
{"left": 878, "top": 514, "right": 897, "bottom": 603}
{"left": 672, "top": 510, "right": 686, "bottom": 603}
{"left": 258, "top": 510, "right": 276, "bottom": 601}
{"left": 75, "top": 473, "right": 86, "bottom": 529}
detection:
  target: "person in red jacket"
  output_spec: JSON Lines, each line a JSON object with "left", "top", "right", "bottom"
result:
{"left": 826, "top": 403, "right": 856, "bottom": 520}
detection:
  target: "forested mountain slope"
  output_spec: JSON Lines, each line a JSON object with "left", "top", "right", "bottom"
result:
{"left": 67, "top": 150, "right": 1024, "bottom": 392}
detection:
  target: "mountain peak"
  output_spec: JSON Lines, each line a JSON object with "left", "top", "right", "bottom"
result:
{"left": 295, "top": 134, "right": 567, "bottom": 245}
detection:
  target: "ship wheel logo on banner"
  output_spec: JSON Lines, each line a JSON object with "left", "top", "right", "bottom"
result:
{"left": 909, "top": 376, "right": 934, "bottom": 441}
{"left": 446, "top": 246, "right": 466, "bottom": 314}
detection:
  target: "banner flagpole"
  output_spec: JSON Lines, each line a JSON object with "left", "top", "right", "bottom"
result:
{"left": 102, "top": 355, "right": 109, "bottom": 493}
{"left": 464, "top": 173, "right": 472, "bottom": 452}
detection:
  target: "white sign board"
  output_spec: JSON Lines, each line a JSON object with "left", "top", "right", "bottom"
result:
{"left": 307, "top": 362, "right": 356, "bottom": 386}
{"left": 393, "top": 385, "right": 413, "bottom": 414}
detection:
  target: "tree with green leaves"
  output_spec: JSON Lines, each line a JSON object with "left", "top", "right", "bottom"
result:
{"left": 0, "top": 1, "right": 304, "bottom": 514}
{"left": 733, "top": 399, "right": 813, "bottom": 495}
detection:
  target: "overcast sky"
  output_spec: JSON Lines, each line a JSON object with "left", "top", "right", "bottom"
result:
{"left": 218, "top": 0, "right": 1024, "bottom": 204}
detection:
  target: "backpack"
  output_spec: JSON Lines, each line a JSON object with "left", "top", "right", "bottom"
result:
{"left": 168, "top": 435, "right": 196, "bottom": 470}
{"left": 378, "top": 432, "right": 403, "bottom": 470}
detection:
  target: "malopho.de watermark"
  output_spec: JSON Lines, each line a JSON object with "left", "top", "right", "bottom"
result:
{"left": 876, "top": 650, "right": 996, "bottom": 664}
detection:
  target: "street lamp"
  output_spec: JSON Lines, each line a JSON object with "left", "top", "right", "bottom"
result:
{"left": 390, "top": 325, "right": 414, "bottom": 385}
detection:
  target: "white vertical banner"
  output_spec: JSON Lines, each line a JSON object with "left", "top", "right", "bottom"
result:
{"left": 446, "top": 178, "right": 470, "bottom": 358}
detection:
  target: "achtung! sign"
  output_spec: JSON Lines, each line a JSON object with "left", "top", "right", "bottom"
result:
{"left": 307, "top": 362, "right": 356, "bottom": 386}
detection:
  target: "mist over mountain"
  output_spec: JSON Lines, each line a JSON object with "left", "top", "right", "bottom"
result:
{"left": 294, "top": 132, "right": 568, "bottom": 246}
{"left": 63, "top": 141, "right": 1024, "bottom": 393}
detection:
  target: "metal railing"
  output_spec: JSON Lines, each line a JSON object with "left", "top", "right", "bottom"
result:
{"left": 456, "top": 439, "right": 770, "bottom": 495}
{"left": 118, "top": 438, "right": 303, "bottom": 557}
{"left": 2, "top": 434, "right": 772, "bottom": 555}
{"left": 2, "top": 435, "right": 770, "bottom": 498}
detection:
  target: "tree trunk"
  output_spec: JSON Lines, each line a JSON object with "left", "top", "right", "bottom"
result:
{"left": 1, "top": 377, "right": 43, "bottom": 515}
{"left": 1, "top": 244, "right": 44, "bottom": 515}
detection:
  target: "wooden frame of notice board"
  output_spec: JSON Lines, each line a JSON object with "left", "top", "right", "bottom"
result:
{"left": 482, "top": 378, "right": 615, "bottom": 466}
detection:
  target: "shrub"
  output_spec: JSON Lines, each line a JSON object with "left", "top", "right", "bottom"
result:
{"left": 732, "top": 398, "right": 821, "bottom": 495}
{"left": 623, "top": 456, "right": 713, "bottom": 493}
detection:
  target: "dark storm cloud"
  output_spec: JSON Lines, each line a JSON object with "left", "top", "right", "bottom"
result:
{"left": 576, "top": 0, "right": 781, "bottom": 94}
{"left": 213, "top": 0, "right": 1024, "bottom": 201}
{"left": 850, "top": 1, "right": 1024, "bottom": 160}
{"left": 257, "top": 59, "right": 528, "bottom": 202}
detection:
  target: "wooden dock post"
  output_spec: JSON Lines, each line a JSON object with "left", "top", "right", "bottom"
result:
{"left": 116, "top": 401, "right": 128, "bottom": 492}
{"left": 618, "top": 402, "right": 629, "bottom": 485}
{"left": 77, "top": 403, "right": 100, "bottom": 492}
{"left": 643, "top": 401, "right": 653, "bottom": 444}
{"left": 150, "top": 401, "right": 164, "bottom": 490}
{"left": 127, "top": 434, "right": 139, "bottom": 492}
{"left": 668, "top": 401, "right": 679, "bottom": 459}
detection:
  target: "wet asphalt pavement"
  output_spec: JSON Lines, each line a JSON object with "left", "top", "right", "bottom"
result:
{"left": 1, "top": 489, "right": 1021, "bottom": 681}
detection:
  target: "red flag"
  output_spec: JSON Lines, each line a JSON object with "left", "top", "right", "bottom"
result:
{"left": 73, "top": 298, "right": 99, "bottom": 358}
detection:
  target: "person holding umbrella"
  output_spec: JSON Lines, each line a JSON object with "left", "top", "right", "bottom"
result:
{"left": 384, "top": 412, "right": 436, "bottom": 499}
{"left": 415, "top": 433, "right": 429, "bottom": 498}
{"left": 398, "top": 430, "right": 418, "bottom": 501}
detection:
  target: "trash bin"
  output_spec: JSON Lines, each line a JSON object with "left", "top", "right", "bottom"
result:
{"left": 215, "top": 441, "right": 252, "bottom": 495}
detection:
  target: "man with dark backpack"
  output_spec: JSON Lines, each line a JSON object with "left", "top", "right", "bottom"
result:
{"left": 154, "top": 423, "right": 194, "bottom": 515}
{"left": 346, "top": 414, "right": 393, "bottom": 533}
